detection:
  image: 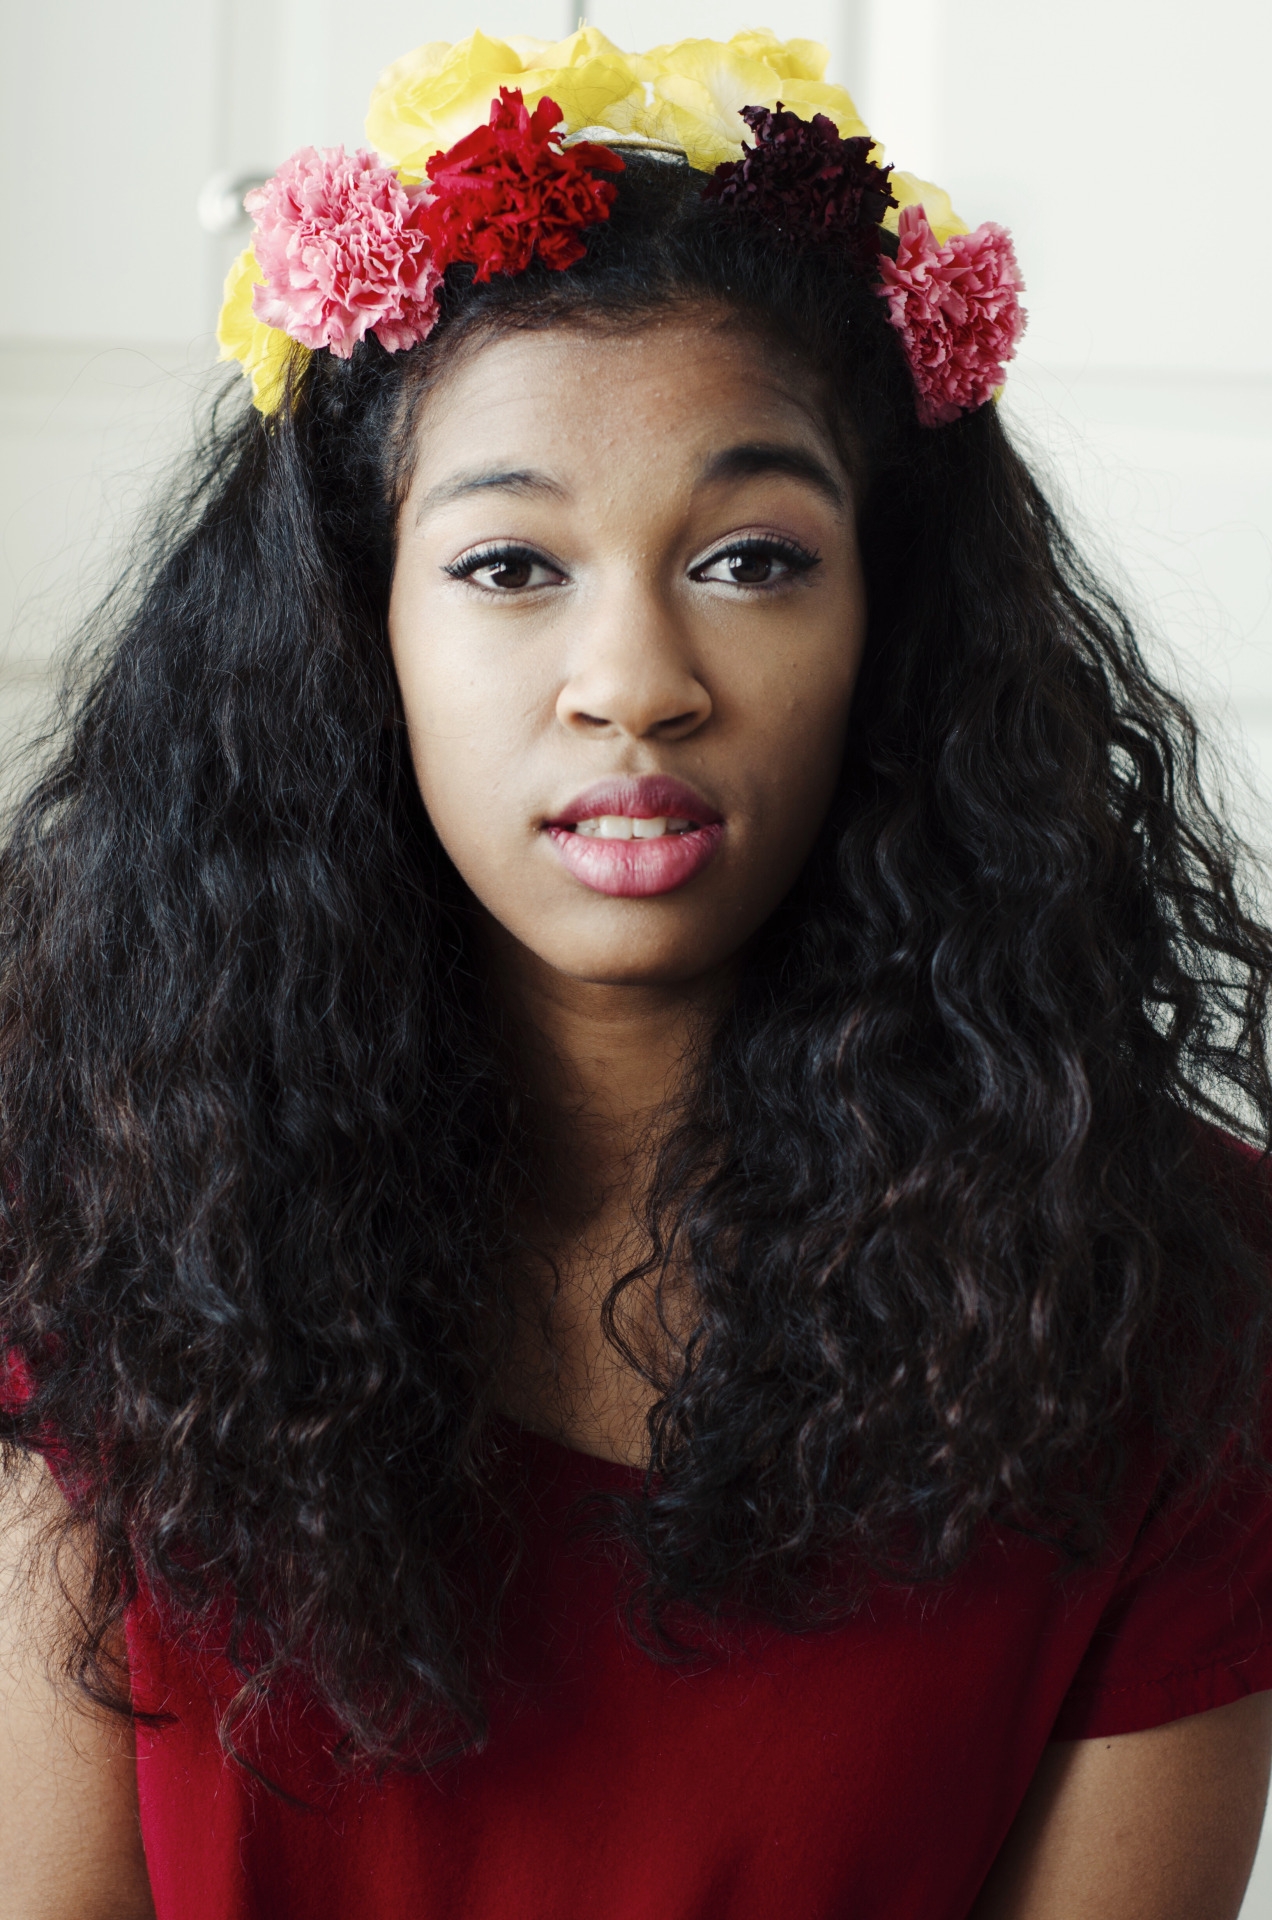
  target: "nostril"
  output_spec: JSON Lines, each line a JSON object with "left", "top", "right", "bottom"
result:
{"left": 557, "top": 678, "right": 712, "bottom": 739}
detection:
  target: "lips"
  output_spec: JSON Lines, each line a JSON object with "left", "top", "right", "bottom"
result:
{"left": 543, "top": 775, "right": 724, "bottom": 898}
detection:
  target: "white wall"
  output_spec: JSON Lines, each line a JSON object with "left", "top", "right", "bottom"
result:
{"left": 2, "top": 4, "right": 1272, "bottom": 1903}
{"left": 0, "top": 2, "right": 222, "bottom": 342}
{"left": 865, "top": 0, "right": 1272, "bottom": 373}
{"left": 855, "top": 0, "right": 1272, "bottom": 873}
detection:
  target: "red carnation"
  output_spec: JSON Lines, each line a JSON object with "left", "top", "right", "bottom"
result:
{"left": 703, "top": 104, "right": 895, "bottom": 267}
{"left": 424, "top": 89, "right": 624, "bottom": 283}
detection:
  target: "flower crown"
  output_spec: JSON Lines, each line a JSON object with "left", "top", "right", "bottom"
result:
{"left": 217, "top": 28, "right": 1025, "bottom": 429}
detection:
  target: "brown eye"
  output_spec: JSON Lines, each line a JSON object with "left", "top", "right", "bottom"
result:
{"left": 447, "top": 547, "right": 565, "bottom": 591}
{"left": 726, "top": 553, "right": 776, "bottom": 585}
{"left": 693, "top": 539, "right": 818, "bottom": 589}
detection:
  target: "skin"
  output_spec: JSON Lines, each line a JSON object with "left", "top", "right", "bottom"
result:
{"left": 0, "top": 1456, "right": 153, "bottom": 1920}
{"left": 390, "top": 315, "right": 865, "bottom": 997}
{"left": 0, "top": 309, "right": 1265, "bottom": 1917}
{"left": 969, "top": 1698, "right": 1272, "bottom": 1920}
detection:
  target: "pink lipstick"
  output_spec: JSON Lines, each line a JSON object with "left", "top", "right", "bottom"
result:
{"left": 543, "top": 775, "right": 724, "bottom": 898}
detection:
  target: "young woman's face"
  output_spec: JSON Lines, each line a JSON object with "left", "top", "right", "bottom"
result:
{"left": 389, "top": 311, "right": 867, "bottom": 987}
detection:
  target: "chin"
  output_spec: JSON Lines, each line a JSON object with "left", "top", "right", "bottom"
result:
{"left": 534, "top": 922, "right": 736, "bottom": 988}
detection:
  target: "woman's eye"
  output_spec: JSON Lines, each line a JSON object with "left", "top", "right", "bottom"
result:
{"left": 448, "top": 548, "right": 564, "bottom": 592}
{"left": 693, "top": 542, "right": 818, "bottom": 589}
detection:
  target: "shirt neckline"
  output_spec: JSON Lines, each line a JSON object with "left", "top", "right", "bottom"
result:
{"left": 506, "top": 1420, "right": 650, "bottom": 1492}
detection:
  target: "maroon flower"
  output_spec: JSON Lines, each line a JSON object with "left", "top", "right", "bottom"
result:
{"left": 424, "top": 89, "right": 623, "bottom": 283}
{"left": 703, "top": 104, "right": 895, "bottom": 266}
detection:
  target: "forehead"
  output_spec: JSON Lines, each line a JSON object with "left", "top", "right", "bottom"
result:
{"left": 406, "top": 314, "right": 837, "bottom": 483}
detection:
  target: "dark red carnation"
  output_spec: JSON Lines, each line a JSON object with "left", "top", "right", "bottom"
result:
{"left": 424, "top": 89, "right": 623, "bottom": 283}
{"left": 702, "top": 104, "right": 895, "bottom": 266}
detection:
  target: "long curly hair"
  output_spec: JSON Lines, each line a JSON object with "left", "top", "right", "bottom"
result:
{"left": 3, "top": 156, "right": 1271, "bottom": 1764}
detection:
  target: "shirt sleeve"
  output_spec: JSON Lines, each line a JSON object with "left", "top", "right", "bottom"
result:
{"left": 1053, "top": 1456, "right": 1272, "bottom": 1740}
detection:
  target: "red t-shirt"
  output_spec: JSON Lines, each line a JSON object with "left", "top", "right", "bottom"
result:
{"left": 129, "top": 1424, "right": 1272, "bottom": 1920}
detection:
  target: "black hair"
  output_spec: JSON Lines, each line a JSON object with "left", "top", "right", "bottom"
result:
{"left": 2, "top": 155, "right": 1270, "bottom": 1765}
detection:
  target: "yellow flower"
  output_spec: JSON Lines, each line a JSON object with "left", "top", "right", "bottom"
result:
{"left": 770, "top": 80, "right": 870, "bottom": 139}
{"left": 635, "top": 38, "right": 787, "bottom": 170}
{"left": 723, "top": 31, "right": 829, "bottom": 80}
{"left": 884, "top": 172, "right": 969, "bottom": 248}
{"left": 365, "top": 28, "right": 871, "bottom": 180}
{"left": 366, "top": 27, "right": 645, "bottom": 180}
{"left": 216, "top": 248, "right": 310, "bottom": 416}
{"left": 637, "top": 35, "right": 869, "bottom": 171}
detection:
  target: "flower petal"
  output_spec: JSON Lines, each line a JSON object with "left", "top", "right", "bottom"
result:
{"left": 884, "top": 171, "right": 969, "bottom": 246}
{"left": 773, "top": 80, "right": 870, "bottom": 141}
{"left": 725, "top": 31, "right": 829, "bottom": 81}
{"left": 366, "top": 27, "right": 643, "bottom": 178}
{"left": 216, "top": 248, "right": 310, "bottom": 414}
{"left": 875, "top": 206, "right": 1025, "bottom": 425}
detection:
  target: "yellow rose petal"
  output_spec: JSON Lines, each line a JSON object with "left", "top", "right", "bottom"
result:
{"left": 644, "top": 39, "right": 786, "bottom": 169}
{"left": 726, "top": 32, "right": 828, "bottom": 81}
{"left": 774, "top": 80, "right": 870, "bottom": 141}
{"left": 643, "top": 36, "right": 780, "bottom": 104}
{"left": 366, "top": 26, "right": 643, "bottom": 176}
{"left": 519, "top": 40, "right": 646, "bottom": 139}
{"left": 216, "top": 248, "right": 309, "bottom": 416}
{"left": 366, "top": 30, "right": 529, "bottom": 172}
{"left": 364, "top": 26, "right": 944, "bottom": 228}
{"left": 503, "top": 35, "right": 551, "bottom": 62}
{"left": 528, "top": 25, "right": 630, "bottom": 72}
{"left": 884, "top": 171, "right": 969, "bottom": 246}
{"left": 372, "top": 39, "right": 453, "bottom": 96}
{"left": 658, "top": 89, "right": 745, "bottom": 172}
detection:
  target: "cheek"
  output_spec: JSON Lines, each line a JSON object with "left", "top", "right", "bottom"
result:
{"left": 390, "top": 617, "right": 539, "bottom": 887}
{"left": 740, "top": 640, "right": 862, "bottom": 827}
{"left": 391, "top": 604, "right": 475, "bottom": 820}
{"left": 402, "top": 676, "right": 504, "bottom": 841}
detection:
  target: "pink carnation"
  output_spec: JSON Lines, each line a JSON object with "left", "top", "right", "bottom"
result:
{"left": 875, "top": 206, "right": 1025, "bottom": 428}
{"left": 246, "top": 146, "right": 441, "bottom": 358}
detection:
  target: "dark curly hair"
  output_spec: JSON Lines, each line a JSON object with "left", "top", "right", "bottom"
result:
{"left": 3, "top": 155, "right": 1271, "bottom": 1766}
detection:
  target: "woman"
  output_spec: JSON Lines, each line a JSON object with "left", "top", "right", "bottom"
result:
{"left": 3, "top": 29, "right": 1272, "bottom": 1920}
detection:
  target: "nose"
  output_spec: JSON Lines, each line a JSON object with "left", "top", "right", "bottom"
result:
{"left": 555, "top": 578, "right": 712, "bottom": 742}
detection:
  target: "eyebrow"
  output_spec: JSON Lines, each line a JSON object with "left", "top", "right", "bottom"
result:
{"left": 698, "top": 442, "right": 848, "bottom": 511}
{"left": 415, "top": 466, "right": 569, "bottom": 520}
{"left": 414, "top": 442, "right": 846, "bottom": 521}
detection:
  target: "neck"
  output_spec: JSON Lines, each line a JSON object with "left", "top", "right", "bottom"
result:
{"left": 490, "top": 933, "right": 728, "bottom": 1203}
{"left": 484, "top": 927, "right": 730, "bottom": 1464}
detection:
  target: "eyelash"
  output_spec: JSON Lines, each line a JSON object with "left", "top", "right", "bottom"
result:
{"left": 691, "top": 534, "right": 821, "bottom": 585}
{"left": 444, "top": 542, "right": 552, "bottom": 585}
{"left": 446, "top": 534, "right": 822, "bottom": 592}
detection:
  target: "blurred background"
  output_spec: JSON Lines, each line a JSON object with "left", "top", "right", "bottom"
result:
{"left": 2, "top": 0, "right": 1271, "bottom": 1900}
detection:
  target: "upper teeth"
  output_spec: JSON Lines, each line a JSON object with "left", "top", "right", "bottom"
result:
{"left": 574, "top": 815, "right": 693, "bottom": 839}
